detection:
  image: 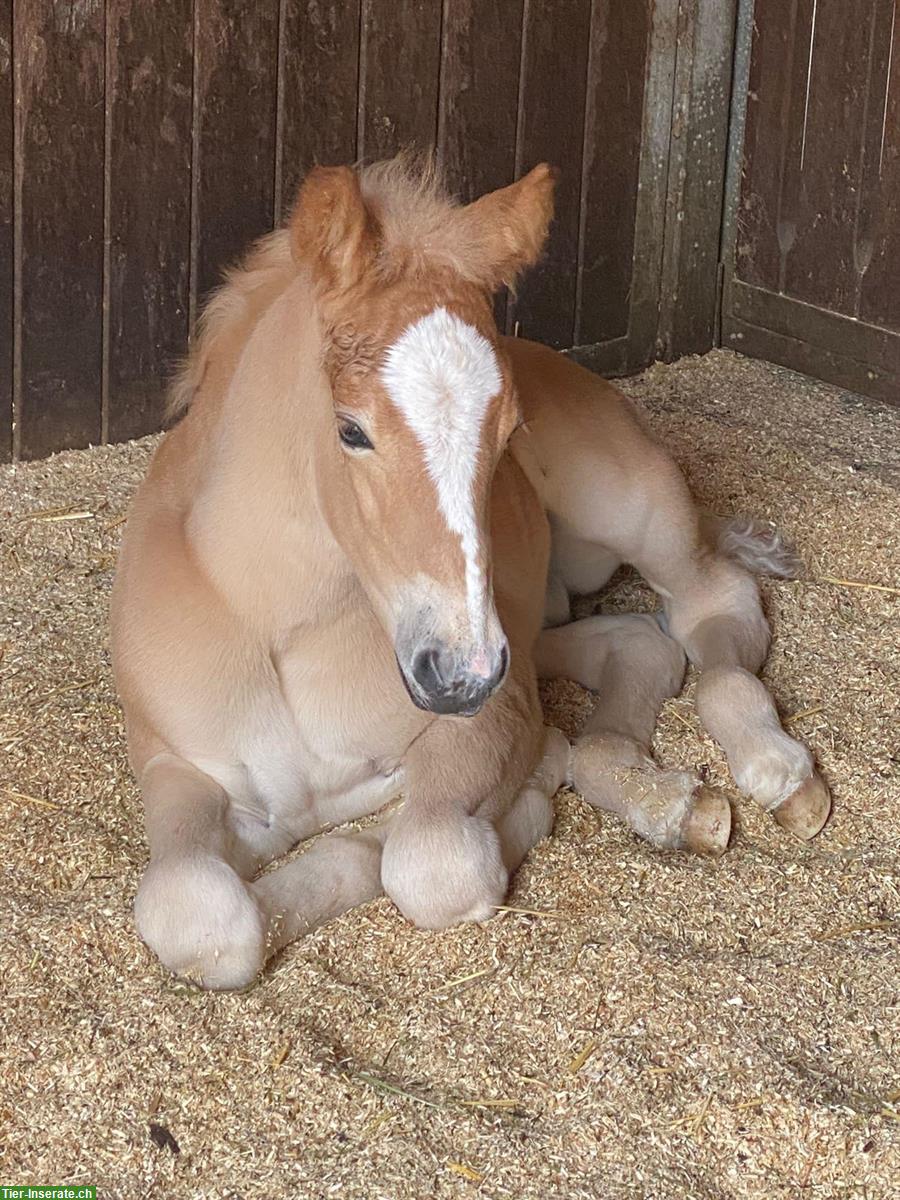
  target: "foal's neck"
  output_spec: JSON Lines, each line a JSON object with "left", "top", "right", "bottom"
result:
{"left": 187, "top": 277, "right": 357, "bottom": 635}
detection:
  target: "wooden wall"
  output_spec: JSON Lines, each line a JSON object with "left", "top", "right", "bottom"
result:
{"left": 5, "top": 3, "right": 894, "bottom": 460}
{"left": 0, "top": 0, "right": 661, "bottom": 461}
{"left": 721, "top": 0, "right": 900, "bottom": 401}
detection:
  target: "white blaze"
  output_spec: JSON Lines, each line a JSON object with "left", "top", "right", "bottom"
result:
{"left": 380, "top": 307, "right": 502, "bottom": 636}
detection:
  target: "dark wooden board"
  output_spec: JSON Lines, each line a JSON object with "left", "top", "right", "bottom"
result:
{"left": 613, "top": 0, "right": 679, "bottom": 371}
{"left": 16, "top": 0, "right": 105, "bottom": 460}
{"left": 193, "top": 0, "right": 279, "bottom": 305}
{"left": 722, "top": 0, "right": 900, "bottom": 404}
{"left": 658, "top": 0, "right": 736, "bottom": 358}
{"left": 510, "top": 0, "right": 592, "bottom": 348}
{"left": 784, "top": 0, "right": 888, "bottom": 315}
{"left": 859, "top": 0, "right": 900, "bottom": 330}
{"left": 724, "top": 314, "right": 899, "bottom": 406}
{"left": 731, "top": 279, "right": 900, "bottom": 375}
{"left": 736, "top": 0, "right": 815, "bottom": 293}
{"left": 279, "top": 0, "right": 361, "bottom": 219}
{"left": 437, "top": 0, "right": 523, "bottom": 202}
{"left": 0, "top": 1, "right": 11, "bottom": 461}
{"left": 106, "top": 0, "right": 193, "bottom": 444}
{"left": 358, "top": 0, "right": 442, "bottom": 161}
{"left": 577, "top": 0, "right": 651, "bottom": 346}
{"left": 437, "top": 0, "right": 524, "bottom": 329}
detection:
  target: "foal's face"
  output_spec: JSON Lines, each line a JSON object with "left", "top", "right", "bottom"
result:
{"left": 292, "top": 163, "right": 555, "bottom": 716}
{"left": 327, "top": 293, "right": 518, "bottom": 716}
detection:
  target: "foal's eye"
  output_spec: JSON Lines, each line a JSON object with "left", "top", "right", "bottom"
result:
{"left": 337, "top": 418, "right": 373, "bottom": 451}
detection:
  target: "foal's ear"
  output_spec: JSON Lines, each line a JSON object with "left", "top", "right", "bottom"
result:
{"left": 455, "top": 163, "right": 557, "bottom": 292}
{"left": 290, "top": 166, "right": 378, "bottom": 298}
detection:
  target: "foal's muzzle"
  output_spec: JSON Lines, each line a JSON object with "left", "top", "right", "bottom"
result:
{"left": 399, "top": 640, "right": 509, "bottom": 717}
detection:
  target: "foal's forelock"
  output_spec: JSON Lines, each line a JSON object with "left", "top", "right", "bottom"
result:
{"left": 380, "top": 307, "right": 503, "bottom": 641}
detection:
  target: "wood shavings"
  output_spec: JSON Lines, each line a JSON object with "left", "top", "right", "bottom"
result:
{"left": 567, "top": 1039, "right": 598, "bottom": 1074}
{"left": 1, "top": 353, "right": 898, "bottom": 1199}
{"left": 446, "top": 1161, "right": 484, "bottom": 1183}
{"left": 20, "top": 506, "right": 96, "bottom": 522}
{"left": 819, "top": 575, "right": 900, "bottom": 595}
{"left": 814, "top": 921, "right": 897, "bottom": 941}
{"left": 0, "top": 787, "right": 61, "bottom": 811}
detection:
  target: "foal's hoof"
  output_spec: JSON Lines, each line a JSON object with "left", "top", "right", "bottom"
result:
{"left": 679, "top": 786, "right": 731, "bottom": 857}
{"left": 772, "top": 772, "right": 831, "bottom": 840}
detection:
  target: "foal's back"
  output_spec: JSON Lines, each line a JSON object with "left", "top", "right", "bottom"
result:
{"left": 507, "top": 335, "right": 700, "bottom": 579}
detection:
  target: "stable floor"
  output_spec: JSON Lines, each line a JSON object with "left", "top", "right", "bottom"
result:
{"left": 1, "top": 350, "right": 898, "bottom": 1200}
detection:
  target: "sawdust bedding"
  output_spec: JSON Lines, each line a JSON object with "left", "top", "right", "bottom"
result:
{"left": 1, "top": 350, "right": 898, "bottom": 1199}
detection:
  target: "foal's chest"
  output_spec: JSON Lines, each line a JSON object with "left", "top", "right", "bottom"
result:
{"left": 238, "top": 616, "right": 425, "bottom": 828}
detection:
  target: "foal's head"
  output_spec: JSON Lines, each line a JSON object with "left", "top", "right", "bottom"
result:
{"left": 291, "top": 158, "right": 555, "bottom": 716}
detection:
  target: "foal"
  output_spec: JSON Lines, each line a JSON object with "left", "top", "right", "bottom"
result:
{"left": 112, "top": 158, "right": 829, "bottom": 989}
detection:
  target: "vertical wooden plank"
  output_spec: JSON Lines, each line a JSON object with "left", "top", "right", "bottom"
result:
{"left": 358, "top": 0, "right": 442, "bottom": 161}
{"left": 106, "top": 0, "right": 193, "bottom": 444}
{"left": 437, "top": 0, "right": 523, "bottom": 202}
{"left": 783, "top": 0, "right": 880, "bottom": 313}
{"left": 614, "top": 0, "right": 679, "bottom": 372}
{"left": 16, "top": 0, "right": 104, "bottom": 460}
{"left": 858, "top": 0, "right": 899, "bottom": 329}
{"left": 510, "top": 0, "right": 592, "bottom": 348}
{"left": 437, "top": 0, "right": 524, "bottom": 329}
{"left": 0, "top": 0, "right": 11, "bottom": 461}
{"left": 763, "top": 0, "right": 814, "bottom": 300}
{"left": 657, "top": 0, "right": 736, "bottom": 359}
{"left": 193, "top": 0, "right": 279, "bottom": 305}
{"left": 734, "top": 0, "right": 813, "bottom": 293}
{"left": 279, "top": 0, "right": 361, "bottom": 218}
{"left": 576, "top": 0, "right": 652, "bottom": 347}
{"left": 848, "top": 0, "right": 893, "bottom": 320}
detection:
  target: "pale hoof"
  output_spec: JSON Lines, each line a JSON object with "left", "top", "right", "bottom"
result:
{"left": 772, "top": 772, "right": 831, "bottom": 839}
{"left": 678, "top": 786, "right": 731, "bottom": 857}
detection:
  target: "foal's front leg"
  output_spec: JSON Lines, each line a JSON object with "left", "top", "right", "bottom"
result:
{"left": 381, "top": 659, "right": 561, "bottom": 928}
{"left": 134, "top": 753, "right": 273, "bottom": 989}
{"left": 135, "top": 753, "right": 384, "bottom": 988}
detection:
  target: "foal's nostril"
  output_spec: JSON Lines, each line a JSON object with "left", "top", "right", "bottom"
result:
{"left": 411, "top": 646, "right": 444, "bottom": 695}
{"left": 404, "top": 640, "right": 509, "bottom": 714}
{"left": 495, "top": 642, "right": 509, "bottom": 684}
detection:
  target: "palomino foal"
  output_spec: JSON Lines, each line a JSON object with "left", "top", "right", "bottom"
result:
{"left": 112, "top": 159, "right": 829, "bottom": 989}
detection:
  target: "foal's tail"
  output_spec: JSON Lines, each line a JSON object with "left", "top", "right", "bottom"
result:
{"left": 704, "top": 513, "right": 804, "bottom": 579}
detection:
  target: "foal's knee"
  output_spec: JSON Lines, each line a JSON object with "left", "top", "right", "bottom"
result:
{"left": 135, "top": 852, "right": 266, "bottom": 990}
{"left": 381, "top": 808, "right": 508, "bottom": 929}
{"left": 667, "top": 561, "right": 771, "bottom": 674}
{"left": 634, "top": 615, "right": 687, "bottom": 696}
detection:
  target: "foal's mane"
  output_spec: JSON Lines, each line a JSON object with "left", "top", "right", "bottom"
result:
{"left": 167, "top": 155, "right": 455, "bottom": 420}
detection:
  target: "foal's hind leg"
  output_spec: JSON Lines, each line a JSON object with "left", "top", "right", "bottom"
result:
{"left": 539, "top": 423, "right": 828, "bottom": 838}
{"left": 536, "top": 614, "right": 731, "bottom": 854}
{"left": 660, "top": 555, "right": 831, "bottom": 838}
{"left": 135, "top": 753, "right": 384, "bottom": 989}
